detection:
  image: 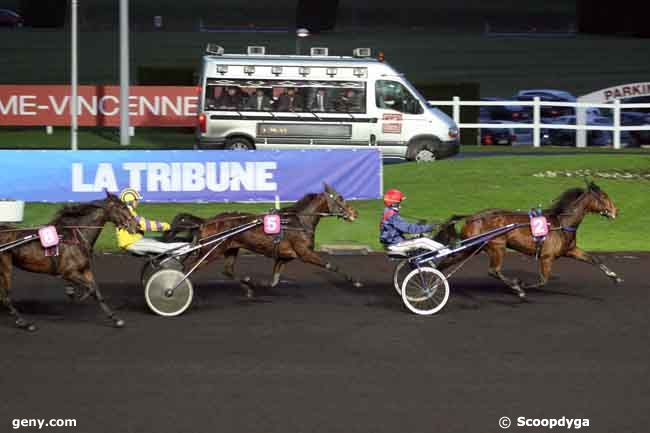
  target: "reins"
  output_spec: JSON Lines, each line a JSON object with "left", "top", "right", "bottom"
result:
{"left": 0, "top": 225, "right": 108, "bottom": 234}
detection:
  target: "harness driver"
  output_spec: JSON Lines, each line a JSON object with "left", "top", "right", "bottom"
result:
{"left": 379, "top": 189, "right": 445, "bottom": 255}
{"left": 116, "top": 188, "right": 189, "bottom": 255}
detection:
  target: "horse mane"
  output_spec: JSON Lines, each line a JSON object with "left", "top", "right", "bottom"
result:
{"left": 546, "top": 187, "right": 585, "bottom": 215}
{"left": 50, "top": 200, "right": 105, "bottom": 225}
{"left": 281, "top": 193, "right": 320, "bottom": 212}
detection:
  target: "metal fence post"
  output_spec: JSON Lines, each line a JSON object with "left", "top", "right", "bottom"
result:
{"left": 613, "top": 99, "right": 621, "bottom": 150}
{"left": 452, "top": 96, "right": 460, "bottom": 125}
{"left": 533, "top": 97, "right": 541, "bottom": 148}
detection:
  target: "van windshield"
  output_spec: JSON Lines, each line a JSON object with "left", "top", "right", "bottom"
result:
{"left": 375, "top": 80, "right": 423, "bottom": 115}
{"left": 203, "top": 79, "right": 366, "bottom": 113}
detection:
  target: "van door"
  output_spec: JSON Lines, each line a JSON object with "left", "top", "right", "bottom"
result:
{"left": 371, "top": 80, "right": 426, "bottom": 155}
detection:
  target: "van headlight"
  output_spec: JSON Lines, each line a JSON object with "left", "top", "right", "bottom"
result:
{"left": 448, "top": 127, "right": 459, "bottom": 139}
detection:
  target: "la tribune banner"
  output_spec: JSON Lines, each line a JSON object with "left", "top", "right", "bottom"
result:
{"left": 0, "top": 149, "right": 381, "bottom": 202}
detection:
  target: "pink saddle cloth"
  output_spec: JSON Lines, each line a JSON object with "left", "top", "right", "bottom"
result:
{"left": 38, "top": 226, "right": 60, "bottom": 248}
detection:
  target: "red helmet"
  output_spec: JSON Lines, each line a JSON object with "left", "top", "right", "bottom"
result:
{"left": 383, "top": 189, "right": 405, "bottom": 206}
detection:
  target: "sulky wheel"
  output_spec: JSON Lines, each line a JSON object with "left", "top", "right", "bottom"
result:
{"left": 140, "top": 258, "right": 183, "bottom": 288}
{"left": 144, "top": 269, "right": 194, "bottom": 317}
{"left": 401, "top": 267, "right": 450, "bottom": 316}
{"left": 392, "top": 260, "right": 435, "bottom": 295}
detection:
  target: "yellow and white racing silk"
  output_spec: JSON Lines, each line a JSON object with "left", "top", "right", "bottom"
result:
{"left": 116, "top": 206, "right": 170, "bottom": 249}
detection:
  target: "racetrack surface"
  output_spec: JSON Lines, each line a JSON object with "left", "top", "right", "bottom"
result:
{"left": 1, "top": 253, "right": 647, "bottom": 433}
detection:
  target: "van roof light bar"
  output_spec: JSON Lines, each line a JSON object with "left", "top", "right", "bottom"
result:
{"left": 310, "top": 47, "right": 329, "bottom": 56}
{"left": 206, "top": 44, "right": 224, "bottom": 56}
{"left": 353, "top": 48, "right": 371, "bottom": 58}
{"left": 247, "top": 46, "right": 266, "bottom": 55}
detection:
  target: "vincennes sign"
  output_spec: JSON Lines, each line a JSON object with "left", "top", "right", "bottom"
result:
{"left": 0, "top": 85, "right": 198, "bottom": 127}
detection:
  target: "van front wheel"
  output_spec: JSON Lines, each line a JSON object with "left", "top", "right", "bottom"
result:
{"left": 406, "top": 141, "right": 437, "bottom": 162}
{"left": 225, "top": 137, "right": 254, "bottom": 150}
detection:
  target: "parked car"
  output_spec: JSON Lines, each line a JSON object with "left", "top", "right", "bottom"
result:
{"left": 622, "top": 95, "right": 650, "bottom": 116}
{"left": 0, "top": 9, "right": 23, "bottom": 27}
{"left": 514, "top": 89, "right": 576, "bottom": 119}
{"left": 478, "top": 121, "right": 533, "bottom": 146}
{"left": 541, "top": 115, "right": 638, "bottom": 147}
{"left": 479, "top": 97, "right": 531, "bottom": 123}
{"left": 515, "top": 89, "right": 576, "bottom": 102}
{"left": 620, "top": 111, "right": 649, "bottom": 146}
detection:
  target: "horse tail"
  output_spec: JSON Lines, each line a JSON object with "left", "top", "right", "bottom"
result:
{"left": 433, "top": 215, "right": 466, "bottom": 245}
{"left": 163, "top": 213, "right": 204, "bottom": 242}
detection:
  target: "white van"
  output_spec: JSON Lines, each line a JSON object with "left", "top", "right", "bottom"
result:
{"left": 196, "top": 45, "right": 460, "bottom": 161}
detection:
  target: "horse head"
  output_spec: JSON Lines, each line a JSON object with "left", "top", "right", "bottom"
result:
{"left": 322, "top": 183, "right": 358, "bottom": 222}
{"left": 103, "top": 190, "right": 139, "bottom": 233}
{"left": 584, "top": 180, "right": 618, "bottom": 219}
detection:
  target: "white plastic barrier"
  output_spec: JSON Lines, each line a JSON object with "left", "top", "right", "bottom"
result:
{"left": 428, "top": 98, "right": 650, "bottom": 149}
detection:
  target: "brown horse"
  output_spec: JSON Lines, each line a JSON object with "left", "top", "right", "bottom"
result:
{"left": 174, "top": 183, "right": 360, "bottom": 297}
{"left": 0, "top": 191, "right": 137, "bottom": 331}
{"left": 442, "top": 181, "right": 621, "bottom": 299}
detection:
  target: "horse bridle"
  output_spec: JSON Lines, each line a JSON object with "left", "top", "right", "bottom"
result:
{"left": 556, "top": 187, "right": 612, "bottom": 219}
{"left": 574, "top": 188, "right": 612, "bottom": 218}
{"left": 588, "top": 189, "right": 614, "bottom": 218}
{"left": 324, "top": 192, "right": 351, "bottom": 219}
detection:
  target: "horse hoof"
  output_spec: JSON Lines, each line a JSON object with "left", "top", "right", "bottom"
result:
{"left": 245, "top": 289, "right": 255, "bottom": 299}
{"left": 512, "top": 286, "right": 526, "bottom": 299}
{"left": 16, "top": 319, "right": 37, "bottom": 331}
{"left": 615, "top": 277, "right": 624, "bottom": 284}
{"left": 113, "top": 318, "right": 125, "bottom": 328}
{"left": 352, "top": 281, "right": 363, "bottom": 288}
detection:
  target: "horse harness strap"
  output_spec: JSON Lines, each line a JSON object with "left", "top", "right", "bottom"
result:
{"left": 47, "top": 227, "right": 93, "bottom": 273}
{"left": 271, "top": 218, "right": 288, "bottom": 259}
{"left": 528, "top": 208, "right": 546, "bottom": 260}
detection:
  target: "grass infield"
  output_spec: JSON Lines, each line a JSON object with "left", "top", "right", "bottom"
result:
{"left": 17, "top": 152, "right": 650, "bottom": 252}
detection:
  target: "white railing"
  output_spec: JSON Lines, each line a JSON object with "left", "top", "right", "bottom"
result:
{"left": 428, "top": 97, "right": 650, "bottom": 149}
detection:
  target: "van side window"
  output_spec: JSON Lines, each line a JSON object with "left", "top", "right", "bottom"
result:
{"left": 375, "top": 80, "right": 423, "bottom": 115}
{"left": 203, "top": 79, "right": 366, "bottom": 114}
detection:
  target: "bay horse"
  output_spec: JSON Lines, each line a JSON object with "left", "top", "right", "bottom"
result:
{"left": 441, "top": 181, "right": 622, "bottom": 299}
{"left": 172, "top": 183, "right": 360, "bottom": 297}
{"left": 0, "top": 191, "right": 137, "bottom": 331}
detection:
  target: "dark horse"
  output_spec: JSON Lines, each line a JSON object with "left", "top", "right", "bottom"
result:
{"left": 441, "top": 181, "right": 622, "bottom": 299}
{"left": 0, "top": 191, "right": 137, "bottom": 331}
{"left": 169, "top": 183, "right": 360, "bottom": 297}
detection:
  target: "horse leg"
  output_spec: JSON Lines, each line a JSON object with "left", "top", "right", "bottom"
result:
{"left": 270, "top": 258, "right": 290, "bottom": 288}
{"left": 294, "top": 246, "right": 362, "bottom": 288}
{"left": 222, "top": 248, "right": 239, "bottom": 279}
{"left": 220, "top": 248, "right": 257, "bottom": 298}
{"left": 522, "top": 256, "right": 554, "bottom": 290}
{"left": 0, "top": 261, "right": 36, "bottom": 331}
{"left": 64, "top": 283, "right": 85, "bottom": 301}
{"left": 65, "top": 269, "right": 124, "bottom": 328}
{"left": 565, "top": 247, "right": 623, "bottom": 284}
{"left": 485, "top": 242, "right": 526, "bottom": 299}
